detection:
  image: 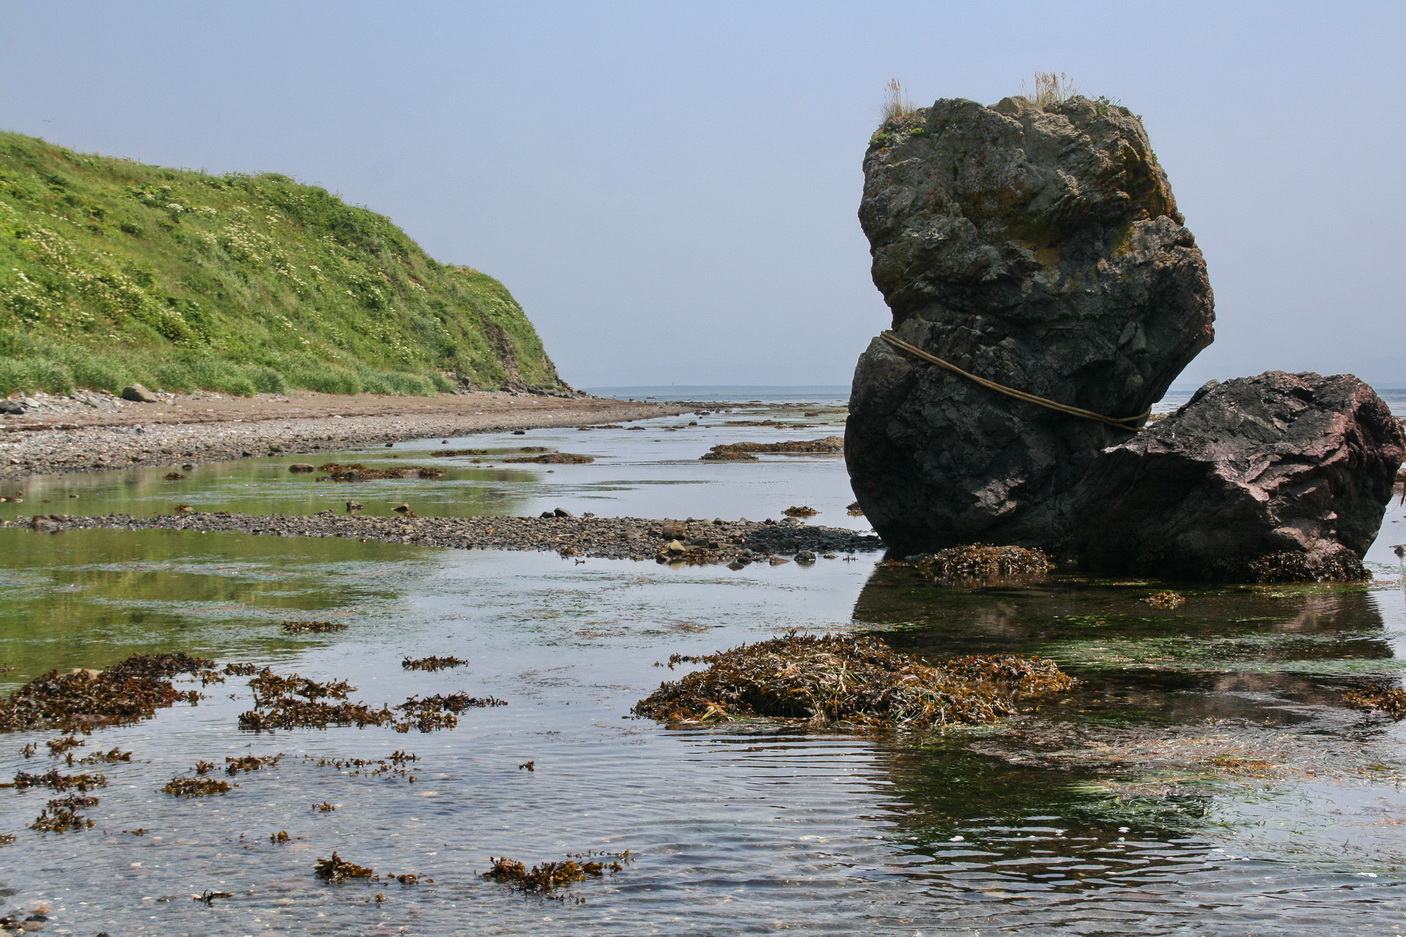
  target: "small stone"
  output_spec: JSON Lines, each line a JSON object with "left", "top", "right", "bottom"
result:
{"left": 121, "top": 383, "right": 158, "bottom": 403}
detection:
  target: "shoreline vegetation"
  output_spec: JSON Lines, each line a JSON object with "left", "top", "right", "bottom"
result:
{"left": 0, "top": 131, "right": 565, "bottom": 398}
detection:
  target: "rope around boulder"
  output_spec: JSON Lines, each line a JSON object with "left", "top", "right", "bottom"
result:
{"left": 879, "top": 331, "right": 1150, "bottom": 431}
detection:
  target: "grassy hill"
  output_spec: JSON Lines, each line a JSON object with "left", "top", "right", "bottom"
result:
{"left": 0, "top": 131, "right": 566, "bottom": 397}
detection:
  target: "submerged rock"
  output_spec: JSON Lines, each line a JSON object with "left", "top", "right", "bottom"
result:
{"left": 1075, "top": 372, "right": 1405, "bottom": 581}
{"left": 848, "top": 94, "right": 1214, "bottom": 554}
{"left": 701, "top": 436, "right": 844, "bottom": 461}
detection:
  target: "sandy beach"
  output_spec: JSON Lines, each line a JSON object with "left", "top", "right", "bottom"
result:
{"left": 0, "top": 389, "right": 693, "bottom": 479}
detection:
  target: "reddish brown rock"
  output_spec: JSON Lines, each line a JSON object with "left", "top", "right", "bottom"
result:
{"left": 1074, "top": 372, "right": 1405, "bottom": 581}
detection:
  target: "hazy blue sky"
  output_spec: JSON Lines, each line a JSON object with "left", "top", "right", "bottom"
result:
{"left": 2, "top": 1, "right": 1401, "bottom": 390}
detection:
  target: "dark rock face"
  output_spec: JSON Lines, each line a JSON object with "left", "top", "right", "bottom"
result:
{"left": 1075, "top": 372, "right": 1405, "bottom": 582}
{"left": 848, "top": 96, "right": 1214, "bottom": 554}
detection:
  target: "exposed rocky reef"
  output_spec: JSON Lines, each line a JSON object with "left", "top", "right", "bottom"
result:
{"left": 847, "top": 94, "right": 1403, "bottom": 580}
{"left": 11, "top": 511, "right": 882, "bottom": 566}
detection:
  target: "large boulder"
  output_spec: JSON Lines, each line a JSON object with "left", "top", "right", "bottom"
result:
{"left": 1075, "top": 372, "right": 1405, "bottom": 581}
{"left": 847, "top": 95, "right": 1214, "bottom": 555}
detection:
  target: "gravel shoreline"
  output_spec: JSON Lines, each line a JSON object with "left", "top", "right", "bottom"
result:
{"left": 10, "top": 511, "right": 884, "bottom": 565}
{"left": 0, "top": 390, "right": 887, "bottom": 564}
{"left": 0, "top": 394, "right": 690, "bottom": 479}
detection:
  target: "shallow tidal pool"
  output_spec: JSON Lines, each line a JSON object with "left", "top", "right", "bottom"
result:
{"left": 3, "top": 402, "right": 1406, "bottom": 936}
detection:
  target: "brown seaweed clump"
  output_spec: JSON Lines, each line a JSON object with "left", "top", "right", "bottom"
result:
{"left": 394, "top": 693, "right": 507, "bottom": 733}
{"left": 162, "top": 776, "right": 233, "bottom": 797}
{"left": 31, "top": 801, "right": 95, "bottom": 832}
{"left": 633, "top": 632, "right": 1073, "bottom": 728}
{"left": 314, "top": 852, "right": 376, "bottom": 883}
{"left": 1143, "top": 591, "right": 1186, "bottom": 609}
{"left": 72, "top": 747, "right": 131, "bottom": 766}
{"left": 226, "top": 754, "right": 281, "bottom": 775}
{"left": 782, "top": 505, "right": 819, "bottom": 518}
{"left": 46, "top": 735, "right": 84, "bottom": 756}
{"left": 280, "top": 620, "right": 349, "bottom": 634}
{"left": 1243, "top": 550, "right": 1368, "bottom": 584}
{"left": 10, "top": 769, "right": 107, "bottom": 792}
{"left": 1345, "top": 686, "right": 1406, "bottom": 720}
{"left": 889, "top": 545, "right": 1052, "bottom": 584}
{"left": 314, "top": 462, "right": 444, "bottom": 482}
{"left": 402, "top": 656, "right": 468, "bottom": 672}
{"left": 240, "top": 670, "right": 394, "bottom": 731}
{"left": 239, "top": 697, "right": 394, "bottom": 732}
{"left": 0, "top": 653, "right": 213, "bottom": 733}
{"left": 249, "top": 670, "right": 355, "bottom": 704}
{"left": 502, "top": 452, "right": 595, "bottom": 464}
{"left": 483, "top": 851, "right": 631, "bottom": 894}
{"left": 430, "top": 448, "right": 488, "bottom": 457}
{"left": 239, "top": 668, "right": 503, "bottom": 732}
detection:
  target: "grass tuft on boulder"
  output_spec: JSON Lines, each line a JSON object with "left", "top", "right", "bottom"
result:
{"left": 633, "top": 632, "right": 1073, "bottom": 729}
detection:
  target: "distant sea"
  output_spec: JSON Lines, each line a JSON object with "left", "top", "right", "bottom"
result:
{"left": 586, "top": 385, "right": 852, "bottom": 407}
{"left": 590, "top": 383, "right": 1406, "bottom": 418}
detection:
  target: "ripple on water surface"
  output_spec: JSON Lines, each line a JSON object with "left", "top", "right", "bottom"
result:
{"left": 3, "top": 401, "right": 1406, "bottom": 934}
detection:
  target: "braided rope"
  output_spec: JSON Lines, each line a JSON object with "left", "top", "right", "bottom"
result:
{"left": 879, "top": 331, "right": 1149, "bottom": 431}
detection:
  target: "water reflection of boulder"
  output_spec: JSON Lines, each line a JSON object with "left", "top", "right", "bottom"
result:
{"left": 854, "top": 566, "right": 1406, "bottom": 895}
{"left": 852, "top": 563, "right": 1397, "bottom": 726}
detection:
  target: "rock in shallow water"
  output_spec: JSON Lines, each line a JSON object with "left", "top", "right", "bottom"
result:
{"left": 847, "top": 94, "right": 1214, "bottom": 554}
{"left": 1075, "top": 371, "right": 1405, "bottom": 581}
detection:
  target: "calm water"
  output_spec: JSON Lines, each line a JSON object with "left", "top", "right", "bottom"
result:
{"left": 2, "top": 390, "right": 1406, "bottom": 935}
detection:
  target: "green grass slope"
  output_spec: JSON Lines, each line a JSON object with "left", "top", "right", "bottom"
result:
{"left": 0, "top": 131, "right": 567, "bottom": 397}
